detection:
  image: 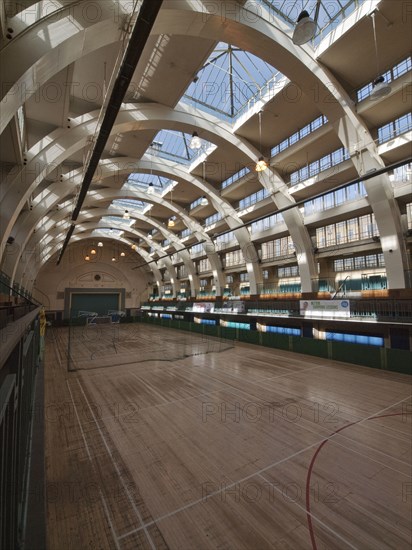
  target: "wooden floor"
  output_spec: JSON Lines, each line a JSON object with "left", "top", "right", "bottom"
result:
{"left": 44, "top": 324, "right": 412, "bottom": 549}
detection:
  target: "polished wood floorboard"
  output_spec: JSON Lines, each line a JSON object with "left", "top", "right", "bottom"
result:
{"left": 44, "top": 324, "right": 412, "bottom": 549}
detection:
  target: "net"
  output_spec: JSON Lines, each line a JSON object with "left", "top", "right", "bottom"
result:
{"left": 64, "top": 318, "right": 233, "bottom": 371}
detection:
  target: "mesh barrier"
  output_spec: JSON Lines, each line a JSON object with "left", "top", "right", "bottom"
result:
{"left": 62, "top": 315, "right": 234, "bottom": 371}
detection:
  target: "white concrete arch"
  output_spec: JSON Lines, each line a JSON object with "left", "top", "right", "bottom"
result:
{"left": 44, "top": 154, "right": 264, "bottom": 291}
{"left": 156, "top": 2, "right": 408, "bottom": 288}
{"left": 0, "top": 0, "right": 126, "bottom": 133}
{"left": 4, "top": 198, "right": 198, "bottom": 291}
{"left": 32, "top": 218, "right": 177, "bottom": 285}
{"left": 27, "top": 153, "right": 261, "bottom": 280}
{"left": 68, "top": 208, "right": 200, "bottom": 295}
{"left": 13, "top": 194, "right": 216, "bottom": 295}
{"left": 23, "top": 232, "right": 162, "bottom": 295}
{"left": 82, "top": 188, "right": 226, "bottom": 295}
{"left": 2, "top": 172, "right": 218, "bottom": 294}
{"left": 0, "top": 104, "right": 310, "bottom": 292}
{"left": 2, "top": 0, "right": 405, "bottom": 286}
{"left": 22, "top": 226, "right": 168, "bottom": 295}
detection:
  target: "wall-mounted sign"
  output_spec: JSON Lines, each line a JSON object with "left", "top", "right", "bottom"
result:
{"left": 300, "top": 300, "right": 350, "bottom": 318}
{"left": 193, "top": 302, "right": 214, "bottom": 313}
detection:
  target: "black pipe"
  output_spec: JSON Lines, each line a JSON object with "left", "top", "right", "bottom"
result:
{"left": 213, "top": 156, "right": 412, "bottom": 238}
{"left": 57, "top": 223, "right": 75, "bottom": 266}
{"left": 132, "top": 240, "right": 206, "bottom": 271}
{"left": 132, "top": 156, "right": 412, "bottom": 269}
{"left": 57, "top": 0, "right": 163, "bottom": 265}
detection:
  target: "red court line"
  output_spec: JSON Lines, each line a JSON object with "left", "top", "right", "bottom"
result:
{"left": 305, "top": 412, "right": 405, "bottom": 550}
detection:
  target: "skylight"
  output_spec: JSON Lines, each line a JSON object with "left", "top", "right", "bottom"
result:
{"left": 184, "top": 43, "right": 280, "bottom": 119}
{"left": 95, "top": 227, "right": 124, "bottom": 237}
{"left": 257, "top": 0, "right": 367, "bottom": 40}
{"left": 127, "top": 173, "right": 173, "bottom": 190}
{"left": 112, "top": 199, "right": 150, "bottom": 211}
{"left": 144, "top": 130, "right": 213, "bottom": 164}
{"left": 182, "top": 2, "right": 367, "bottom": 119}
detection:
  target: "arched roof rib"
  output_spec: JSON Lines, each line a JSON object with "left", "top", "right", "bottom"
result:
{"left": 12, "top": 181, "right": 226, "bottom": 295}
{"left": 20, "top": 230, "right": 164, "bottom": 296}
{"left": 36, "top": 206, "right": 201, "bottom": 295}
{"left": 1, "top": 103, "right": 314, "bottom": 292}
{"left": 1, "top": 0, "right": 408, "bottom": 289}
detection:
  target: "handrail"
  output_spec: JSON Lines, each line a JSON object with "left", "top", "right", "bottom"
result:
{"left": 0, "top": 275, "right": 42, "bottom": 307}
{"left": 0, "top": 307, "right": 40, "bottom": 371}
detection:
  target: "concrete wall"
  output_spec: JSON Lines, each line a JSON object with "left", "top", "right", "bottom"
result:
{"left": 32, "top": 242, "right": 151, "bottom": 312}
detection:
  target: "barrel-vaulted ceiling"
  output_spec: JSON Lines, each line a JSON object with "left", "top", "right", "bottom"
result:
{"left": 0, "top": 0, "right": 411, "bottom": 295}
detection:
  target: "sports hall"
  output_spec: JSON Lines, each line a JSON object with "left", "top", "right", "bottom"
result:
{"left": 1, "top": 1, "right": 411, "bottom": 548}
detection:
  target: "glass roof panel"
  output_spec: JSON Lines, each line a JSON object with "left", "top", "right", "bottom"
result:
{"left": 184, "top": 43, "right": 281, "bottom": 119}
{"left": 112, "top": 199, "right": 149, "bottom": 210}
{"left": 257, "top": 0, "right": 367, "bottom": 41}
{"left": 102, "top": 216, "right": 130, "bottom": 224}
{"left": 143, "top": 130, "right": 213, "bottom": 164}
{"left": 95, "top": 227, "right": 124, "bottom": 237}
{"left": 127, "top": 173, "right": 171, "bottom": 189}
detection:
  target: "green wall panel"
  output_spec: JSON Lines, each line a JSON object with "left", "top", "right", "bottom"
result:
{"left": 261, "top": 332, "right": 290, "bottom": 350}
{"left": 138, "top": 314, "right": 411, "bottom": 375}
{"left": 70, "top": 293, "right": 119, "bottom": 316}
{"left": 291, "top": 337, "right": 329, "bottom": 358}
{"left": 386, "top": 349, "right": 412, "bottom": 375}
{"left": 331, "top": 342, "right": 382, "bottom": 369}
{"left": 238, "top": 330, "right": 260, "bottom": 345}
{"left": 220, "top": 327, "right": 237, "bottom": 340}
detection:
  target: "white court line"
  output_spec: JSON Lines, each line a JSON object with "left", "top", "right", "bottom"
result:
{"left": 129, "top": 372, "right": 170, "bottom": 404}
{"left": 245, "top": 369, "right": 412, "bottom": 443}
{"left": 117, "top": 436, "right": 328, "bottom": 542}
{"left": 76, "top": 379, "right": 157, "bottom": 550}
{"left": 79, "top": 361, "right": 325, "bottom": 426}
{"left": 65, "top": 380, "right": 120, "bottom": 550}
{"left": 211, "top": 385, "right": 412, "bottom": 475}
{"left": 349, "top": 497, "right": 412, "bottom": 539}
{"left": 256, "top": 473, "right": 359, "bottom": 550}
{"left": 117, "top": 395, "right": 412, "bottom": 543}
{"left": 71, "top": 333, "right": 411, "bottom": 476}
{"left": 82, "top": 363, "right": 411, "bottom": 477}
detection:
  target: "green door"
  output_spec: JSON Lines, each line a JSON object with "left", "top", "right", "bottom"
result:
{"left": 70, "top": 293, "right": 119, "bottom": 317}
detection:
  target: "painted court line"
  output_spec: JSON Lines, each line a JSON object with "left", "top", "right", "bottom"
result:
{"left": 116, "top": 436, "right": 344, "bottom": 542}
{"left": 256, "top": 472, "right": 359, "bottom": 550}
{"left": 211, "top": 384, "right": 412, "bottom": 476}
{"left": 66, "top": 380, "right": 120, "bottom": 550}
{"left": 76, "top": 379, "right": 157, "bottom": 550}
{"left": 305, "top": 399, "right": 412, "bottom": 550}
{"left": 117, "top": 395, "right": 411, "bottom": 543}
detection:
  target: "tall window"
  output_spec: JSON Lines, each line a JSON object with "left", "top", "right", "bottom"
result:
{"left": 261, "top": 236, "right": 294, "bottom": 260}
{"left": 198, "top": 258, "right": 211, "bottom": 272}
{"left": 225, "top": 250, "right": 244, "bottom": 267}
{"left": 316, "top": 214, "right": 379, "bottom": 248}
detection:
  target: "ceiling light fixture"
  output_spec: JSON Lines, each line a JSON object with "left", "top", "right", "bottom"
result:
{"left": 255, "top": 111, "right": 268, "bottom": 172}
{"left": 255, "top": 157, "right": 268, "bottom": 172}
{"left": 168, "top": 217, "right": 175, "bottom": 228}
{"left": 292, "top": 8, "right": 317, "bottom": 45}
{"left": 120, "top": 251, "right": 126, "bottom": 257}
{"left": 123, "top": 209, "right": 130, "bottom": 219}
{"left": 85, "top": 255, "right": 90, "bottom": 261}
{"left": 189, "top": 131, "right": 202, "bottom": 150}
{"left": 200, "top": 161, "right": 209, "bottom": 205}
{"left": 370, "top": 13, "right": 391, "bottom": 100}
{"left": 147, "top": 182, "right": 154, "bottom": 194}
{"left": 111, "top": 256, "right": 116, "bottom": 262}
{"left": 97, "top": 241, "right": 103, "bottom": 247}
{"left": 90, "top": 248, "right": 97, "bottom": 255}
